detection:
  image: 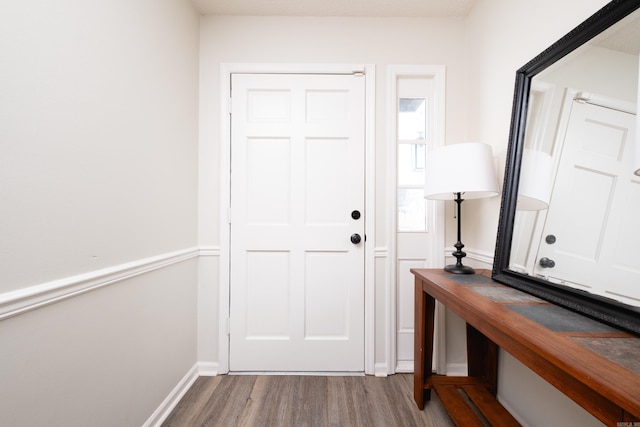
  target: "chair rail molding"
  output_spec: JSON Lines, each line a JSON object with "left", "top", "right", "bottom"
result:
{"left": 448, "top": 246, "right": 494, "bottom": 267}
{"left": 0, "top": 247, "right": 201, "bottom": 320}
{"left": 199, "top": 246, "right": 221, "bottom": 257}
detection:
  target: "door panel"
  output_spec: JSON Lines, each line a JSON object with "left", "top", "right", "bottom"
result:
{"left": 230, "top": 73, "right": 365, "bottom": 372}
{"left": 536, "top": 101, "right": 639, "bottom": 304}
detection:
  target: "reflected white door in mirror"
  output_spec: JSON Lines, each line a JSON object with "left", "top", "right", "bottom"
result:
{"left": 513, "top": 94, "right": 639, "bottom": 307}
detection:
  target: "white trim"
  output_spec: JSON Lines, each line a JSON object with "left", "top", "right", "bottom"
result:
{"left": 374, "top": 362, "right": 389, "bottom": 377}
{"left": 386, "top": 66, "right": 396, "bottom": 376}
{"left": 386, "top": 65, "right": 447, "bottom": 376}
{"left": 446, "top": 362, "right": 468, "bottom": 377}
{"left": 198, "top": 361, "right": 220, "bottom": 376}
{"left": 374, "top": 247, "right": 388, "bottom": 258}
{"left": 573, "top": 90, "right": 637, "bottom": 114}
{"left": 143, "top": 363, "right": 200, "bottom": 427}
{"left": 199, "top": 246, "right": 221, "bottom": 257}
{"left": 455, "top": 246, "right": 495, "bottom": 267}
{"left": 527, "top": 81, "right": 556, "bottom": 152}
{"left": 363, "top": 65, "right": 376, "bottom": 375}
{"left": 498, "top": 399, "right": 529, "bottom": 427}
{"left": 0, "top": 247, "right": 199, "bottom": 321}
{"left": 219, "top": 63, "right": 376, "bottom": 375}
{"left": 219, "top": 63, "right": 233, "bottom": 375}
{"left": 230, "top": 371, "right": 365, "bottom": 377}
{"left": 395, "top": 360, "right": 414, "bottom": 373}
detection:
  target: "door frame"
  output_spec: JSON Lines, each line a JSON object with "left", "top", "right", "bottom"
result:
{"left": 218, "top": 63, "right": 376, "bottom": 374}
{"left": 386, "top": 65, "right": 447, "bottom": 375}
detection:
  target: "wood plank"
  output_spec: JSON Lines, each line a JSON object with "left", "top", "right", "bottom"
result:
{"left": 236, "top": 376, "right": 268, "bottom": 426}
{"left": 162, "top": 374, "right": 456, "bottom": 427}
{"left": 433, "top": 384, "right": 484, "bottom": 427}
{"left": 190, "top": 375, "right": 257, "bottom": 426}
{"left": 161, "top": 376, "right": 223, "bottom": 426}
{"left": 393, "top": 372, "right": 453, "bottom": 425}
{"left": 327, "top": 376, "right": 375, "bottom": 426}
{"left": 427, "top": 375, "right": 486, "bottom": 387}
{"left": 252, "top": 376, "right": 329, "bottom": 426}
{"left": 463, "top": 384, "right": 521, "bottom": 427}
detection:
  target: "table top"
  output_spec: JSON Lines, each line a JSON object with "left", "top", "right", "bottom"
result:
{"left": 411, "top": 268, "right": 640, "bottom": 419}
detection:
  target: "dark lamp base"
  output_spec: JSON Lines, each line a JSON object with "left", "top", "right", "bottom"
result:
{"left": 444, "top": 264, "right": 475, "bottom": 274}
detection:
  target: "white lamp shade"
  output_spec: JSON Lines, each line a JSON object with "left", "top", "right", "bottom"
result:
{"left": 424, "top": 142, "right": 499, "bottom": 200}
{"left": 517, "top": 149, "right": 553, "bottom": 210}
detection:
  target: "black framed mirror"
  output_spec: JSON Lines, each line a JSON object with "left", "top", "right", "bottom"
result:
{"left": 492, "top": 0, "right": 640, "bottom": 335}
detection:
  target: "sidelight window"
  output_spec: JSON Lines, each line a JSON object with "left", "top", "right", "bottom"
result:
{"left": 397, "top": 96, "right": 428, "bottom": 231}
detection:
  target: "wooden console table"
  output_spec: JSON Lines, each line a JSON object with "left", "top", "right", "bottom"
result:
{"left": 412, "top": 268, "right": 640, "bottom": 426}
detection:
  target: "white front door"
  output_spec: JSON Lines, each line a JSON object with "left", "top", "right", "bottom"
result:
{"left": 535, "top": 101, "right": 639, "bottom": 305}
{"left": 229, "top": 73, "right": 366, "bottom": 372}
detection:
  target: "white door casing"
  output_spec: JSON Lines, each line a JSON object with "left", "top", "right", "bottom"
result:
{"left": 218, "top": 64, "right": 376, "bottom": 375}
{"left": 535, "top": 100, "right": 639, "bottom": 305}
{"left": 386, "top": 65, "right": 446, "bottom": 375}
{"left": 228, "top": 72, "right": 366, "bottom": 372}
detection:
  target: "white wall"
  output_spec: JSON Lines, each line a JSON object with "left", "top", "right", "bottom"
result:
{"left": 198, "top": 15, "right": 470, "bottom": 247}
{"left": 0, "top": 261, "right": 198, "bottom": 427}
{"left": 465, "top": 0, "right": 611, "bottom": 425}
{"left": 464, "top": 0, "right": 612, "bottom": 255}
{"left": 0, "top": 0, "right": 200, "bottom": 425}
{"left": 0, "top": 1, "right": 624, "bottom": 424}
{"left": 198, "top": 14, "right": 470, "bottom": 373}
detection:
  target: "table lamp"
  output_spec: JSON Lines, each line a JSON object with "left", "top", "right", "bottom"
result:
{"left": 424, "top": 142, "right": 499, "bottom": 274}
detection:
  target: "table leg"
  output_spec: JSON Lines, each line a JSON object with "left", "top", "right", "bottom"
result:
{"left": 414, "top": 277, "right": 436, "bottom": 409}
{"left": 466, "top": 323, "right": 499, "bottom": 396}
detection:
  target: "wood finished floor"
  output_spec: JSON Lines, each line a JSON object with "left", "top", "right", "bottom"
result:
{"left": 162, "top": 374, "right": 455, "bottom": 427}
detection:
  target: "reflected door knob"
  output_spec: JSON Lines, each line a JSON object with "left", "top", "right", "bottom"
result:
{"left": 539, "top": 257, "right": 556, "bottom": 268}
{"left": 350, "top": 234, "right": 362, "bottom": 244}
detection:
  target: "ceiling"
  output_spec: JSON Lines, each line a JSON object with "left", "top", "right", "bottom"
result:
{"left": 191, "top": 0, "right": 477, "bottom": 17}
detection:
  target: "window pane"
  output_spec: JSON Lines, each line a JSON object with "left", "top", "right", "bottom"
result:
{"left": 398, "top": 188, "right": 427, "bottom": 231}
{"left": 398, "top": 144, "right": 426, "bottom": 186}
{"left": 398, "top": 98, "right": 427, "bottom": 141}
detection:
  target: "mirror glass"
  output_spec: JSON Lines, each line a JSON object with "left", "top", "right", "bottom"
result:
{"left": 493, "top": 0, "right": 640, "bottom": 334}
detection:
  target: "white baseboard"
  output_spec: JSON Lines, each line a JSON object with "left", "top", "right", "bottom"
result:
{"left": 198, "top": 361, "right": 219, "bottom": 376}
{"left": 446, "top": 362, "right": 468, "bottom": 376}
{"left": 145, "top": 361, "right": 219, "bottom": 426}
{"left": 374, "top": 362, "right": 389, "bottom": 377}
{"left": 498, "top": 397, "right": 529, "bottom": 427}
{"left": 395, "top": 360, "right": 414, "bottom": 373}
{"left": 143, "top": 363, "right": 200, "bottom": 427}
{"left": 230, "top": 371, "right": 365, "bottom": 376}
